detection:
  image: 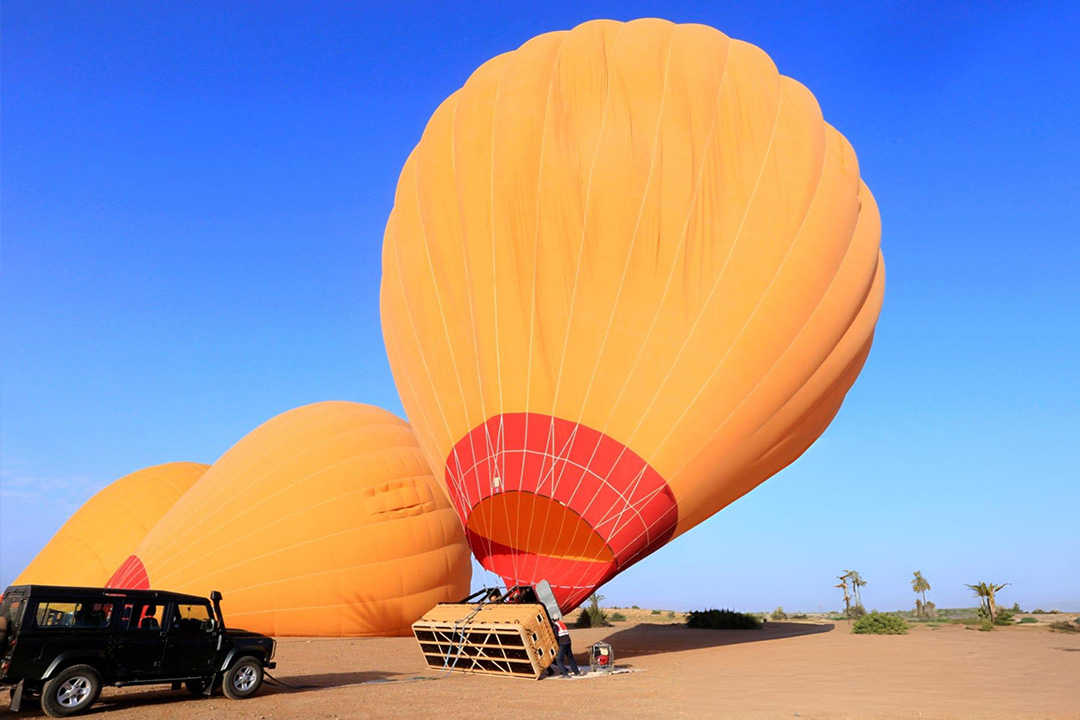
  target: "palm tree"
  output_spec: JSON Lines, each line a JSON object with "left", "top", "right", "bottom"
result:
{"left": 835, "top": 575, "right": 851, "bottom": 617}
{"left": 846, "top": 570, "right": 867, "bottom": 609}
{"left": 912, "top": 571, "right": 931, "bottom": 617}
{"left": 966, "top": 581, "right": 1009, "bottom": 622}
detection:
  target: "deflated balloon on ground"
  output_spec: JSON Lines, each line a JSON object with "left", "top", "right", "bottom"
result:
{"left": 106, "top": 402, "right": 472, "bottom": 636}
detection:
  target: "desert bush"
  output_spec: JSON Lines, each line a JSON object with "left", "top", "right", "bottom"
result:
{"left": 791, "top": 613, "right": 808, "bottom": 620}
{"left": 575, "top": 594, "right": 610, "bottom": 628}
{"left": 686, "top": 609, "right": 761, "bottom": 630}
{"left": 650, "top": 609, "right": 661, "bottom": 615}
{"left": 771, "top": 606, "right": 788, "bottom": 621}
{"left": 610, "top": 611, "right": 627, "bottom": 622}
{"left": 847, "top": 604, "right": 867, "bottom": 619}
{"left": 1032, "top": 608, "right": 1046, "bottom": 614}
{"left": 993, "top": 607, "right": 1016, "bottom": 625}
{"left": 666, "top": 611, "right": 675, "bottom": 618}
{"left": 915, "top": 599, "right": 938, "bottom": 619}
{"left": 978, "top": 620, "right": 994, "bottom": 632}
{"left": 1049, "top": 620, "right": 1080, "bottom": 634}
{"left": 631, "top": 605, "right": 640, "bottom": 610}
{"left": 851, "top": 612, "right": 908, "bottom": 635}
{"left": 1019, "top": 617, "right": 1038, "bottom": 624}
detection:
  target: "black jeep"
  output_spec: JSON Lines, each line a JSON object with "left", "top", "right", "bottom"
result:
{"left": 0, "top": 584, "right": 276, "bottom": 717}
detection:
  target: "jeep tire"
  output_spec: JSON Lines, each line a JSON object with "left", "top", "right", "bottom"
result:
{"left": 41, "top": 664, "right": 101, "bottom": 718}
{"left": 222, "top": 656, "right": 263, "bottom": 700}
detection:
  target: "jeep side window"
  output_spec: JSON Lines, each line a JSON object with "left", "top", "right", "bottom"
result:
{"left": 171, "top": 603, "right": 214, "bottom": 634}
{"left": 34, "top": 601, "right": 113, "bottom": 628}
{"left": 120, "top": 602, "right": 163, "bottom": 630}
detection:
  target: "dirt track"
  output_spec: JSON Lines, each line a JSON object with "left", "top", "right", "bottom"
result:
{"left": 4, "top": 619, "right": 1078, "bottom": 719}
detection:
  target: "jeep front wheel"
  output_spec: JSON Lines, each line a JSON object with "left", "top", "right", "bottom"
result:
{"left": 41, "top": 664, "right": 101, "bottom": 718}
{"left": 222, "top": 656, "right": 263, "bottom": 700}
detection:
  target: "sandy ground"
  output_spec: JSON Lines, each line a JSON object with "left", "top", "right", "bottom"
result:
{"left": 4, "top": 617, "right": 1078, "bottom": 719}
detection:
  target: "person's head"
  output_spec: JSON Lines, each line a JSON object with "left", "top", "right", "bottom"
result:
{"left": 146, "top": 605, "right": 156, "bottom": 617}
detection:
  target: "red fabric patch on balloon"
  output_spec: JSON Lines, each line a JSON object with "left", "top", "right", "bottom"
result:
{"left": 106, "top": 554, "right": 150, "bottom": 590}
{"left": 445, "top": 413, "right": 677, "bottom": 611}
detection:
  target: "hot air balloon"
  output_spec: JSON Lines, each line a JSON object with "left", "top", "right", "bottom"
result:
{"left": 107, "top": 402, "right": 472, "bottom": 636}
{"left": 381, "top": 18, "right": 885, "bottom": 611}
{"left": 14, "top": 462, "right": 208, "bottom": 587}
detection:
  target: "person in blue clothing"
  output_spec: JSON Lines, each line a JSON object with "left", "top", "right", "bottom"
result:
{"left": 551, "top": 616, "right": 582, "bottom": 677}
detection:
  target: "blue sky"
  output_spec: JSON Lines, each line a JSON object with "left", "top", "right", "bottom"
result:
{"left": 2, "top": 1, "right": 1077, "bottom": 613}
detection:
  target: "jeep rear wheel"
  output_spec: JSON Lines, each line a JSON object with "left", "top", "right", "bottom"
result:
{"left": 222, "top": 656, "right": 263, "bottom": 700}
{"left": 41, "top": 665, "right": 101, "bottom": 718}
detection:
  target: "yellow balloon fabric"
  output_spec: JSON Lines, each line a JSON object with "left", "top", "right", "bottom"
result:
{"left": 14, "top": 462, "right": 208, "bottom": 587}
{"left": 106, "top": 402, "right": 471, "bottom": 637}
{"left": 381, "top": 18, "right": 885, "bottom": 611}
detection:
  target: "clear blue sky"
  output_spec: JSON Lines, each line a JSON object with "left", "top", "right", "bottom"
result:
{"left": 2, "top": 1, "right": 1077, "bottom": 613}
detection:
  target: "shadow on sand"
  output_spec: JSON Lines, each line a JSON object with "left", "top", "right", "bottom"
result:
{"left": 265, "top": 669, "right": 403, "bottom": 690}
{"left": 592, "top": 621, "right": 836, "bottom": 659}
{"left": 6, "top": 671, "right": 405, "bottom": 717}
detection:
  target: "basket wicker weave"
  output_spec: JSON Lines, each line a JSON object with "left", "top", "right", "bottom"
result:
{"left": 412, "top": 602, "right": 558, "bottom": 679}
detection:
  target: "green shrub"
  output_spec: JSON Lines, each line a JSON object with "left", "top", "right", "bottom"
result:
{"left": 666, "top": 610, "right": 675, "bottom": 618}
{"left": 791, "top": 613, "right": 808, "bottom": 620}
{"left": 1032, "top": 608, "right": 1046, "bottom": 614}
{"left": 771, "top": 606, "right": 788, "bottom": 621}
{"left": 610, "top": 611, "right": 627, "bottom": 622}
{"left": 575, "top": 594, "right": 610, "bottom": 628}
{"left": 686, "top": 608, "right": 762, "bottom": 630}
{"left": 650, "top": 609, "right": 661, "bottom": 615}
{"left": 978, "top": 620, "right": 994, "bottom": 632}
{"left": 851, "top": 612, "right": 908, "bottom": 635}
{"left": 1019, "top": 617, "right": 1038, "bottom": 624}
{"left": 993, "top": 607, "right": 1016, "bottom": 625}
{"left": 847, "top": 604, "right": 867, "bottom": 619}
{"left": 915, "top": 600, "right": 937, "bottom": 619}
{"left": 631, "top": 605, "right": 640, "bottom": 610}
{"left": 1049, "top": 620, "right": 1080, "bottom": 634}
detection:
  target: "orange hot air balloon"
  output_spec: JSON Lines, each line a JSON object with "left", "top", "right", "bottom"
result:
{"left": 381, "top": 18, "right": 884, "bottom": 611}
{"left": 14, "top": 462, "right": 208, "bottom": 587}
{"left": 107, "top": 402, "right": 471, "bottom": 637}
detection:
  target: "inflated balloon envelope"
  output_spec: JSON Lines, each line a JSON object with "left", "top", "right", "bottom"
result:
{"left": 381, "top": 18, "right": 885, "bottom": 611}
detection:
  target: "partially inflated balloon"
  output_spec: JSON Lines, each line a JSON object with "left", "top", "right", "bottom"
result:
{"left": 107, "top": 402, "right": 471, "bottom": 636}
{"left": 14, "top": 462, "right": 208, "bottom": 587}
{"left": 381, "top": 19, "right": 884, "bottom": 611}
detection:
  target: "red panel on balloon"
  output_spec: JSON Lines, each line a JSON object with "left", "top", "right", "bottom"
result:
{"left": 106, "top": 554, "right": 150, "bottom": 590}
{"left": 445, "top": 413, "right": 678, "bottom": 611}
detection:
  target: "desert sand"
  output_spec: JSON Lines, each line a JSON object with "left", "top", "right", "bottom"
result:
{"left": 5, "top": 616, "right": 1078, "bottom": 719}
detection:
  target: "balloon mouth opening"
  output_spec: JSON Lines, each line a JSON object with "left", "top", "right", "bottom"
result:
{"left": 466, "top": 492, "right": 615, "bottom": 566}
{"left": 445, "top": 411, "right": 680, "bottom": 610}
